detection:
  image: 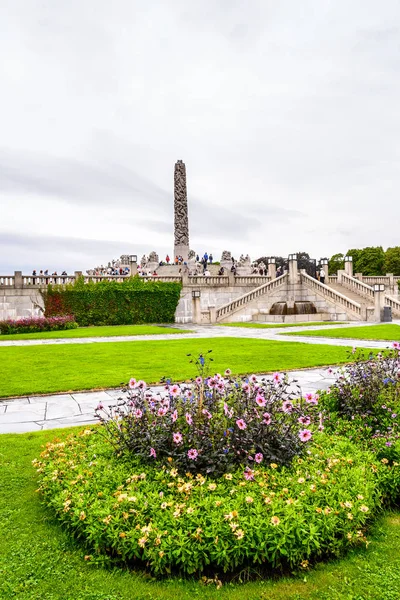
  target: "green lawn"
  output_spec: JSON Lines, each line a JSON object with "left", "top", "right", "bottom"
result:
{"left": 219, "top": 321, "right": 348, "bottom": 329}
{"left": 283, "top": 324, "right": 400, "bottom": 341}
{"left": 0, "top": 324, "right": 190, "bottom": 341}
{"left": 1, "top": 428, "right": 400, "bottom": 600}
{"left": 0, "top": 338, "right": 356, "bottom": 398}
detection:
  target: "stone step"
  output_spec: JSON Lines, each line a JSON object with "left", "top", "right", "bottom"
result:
{"left": 327, "top": 283, "right": 372, "bottom": 306}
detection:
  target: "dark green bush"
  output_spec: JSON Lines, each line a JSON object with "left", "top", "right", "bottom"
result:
{"left": 42, "top": 276, "right": 182, "bottom": 326}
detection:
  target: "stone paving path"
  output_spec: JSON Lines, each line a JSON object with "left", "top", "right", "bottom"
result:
{"left": 1, "top": 320, "right": 399, "bottom": 434}
{"left": 0, "top": 368, "right": 337, "bottom": 434}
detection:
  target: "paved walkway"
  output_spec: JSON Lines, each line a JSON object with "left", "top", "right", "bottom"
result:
{"left": 1, "top": 321, "right": 398, "bottom": 434}
{"left": 0, "top": 367, "right": 337, "bottom": 434}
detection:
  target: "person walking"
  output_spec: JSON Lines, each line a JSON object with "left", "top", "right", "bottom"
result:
{"left": 209, "top": 253, "right": 213, "bottom": 264}
{"left": 319, "top": 268, "right": 326, "bottom": 285}
{"left": 166, "top": 255, "right": 170, "bottom": 264}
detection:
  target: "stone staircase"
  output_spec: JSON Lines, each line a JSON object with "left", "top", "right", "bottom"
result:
{"left": 327, "top": 282, "right": 372, "bottom": 313}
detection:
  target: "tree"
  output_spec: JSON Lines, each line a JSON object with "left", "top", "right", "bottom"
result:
{"left": 347, "top": 246, "right": 385, "bottom": 276}
{"left": 328, "top": 253, "right": 344, "bottom": 275}
{"left": 383, "top": 247, "right": 400, "bottom": 275}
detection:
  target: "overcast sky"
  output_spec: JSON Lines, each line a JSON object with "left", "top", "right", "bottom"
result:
{"left": 1, "top": 0, "right": 400, "bottom": 273}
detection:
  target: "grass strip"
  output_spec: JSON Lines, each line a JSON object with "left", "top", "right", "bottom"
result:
{"left": 0, "top": 324, "right": 190, "bottom": 341}
{"left": 0, "top": 337, "right": 355, "bottom": 397}
{"left": 219, "top": 322, "right": 348, "bottom": 329}
{"left": 1, "top": 428, "right": 399, "bottom": 600}
{"left": 282, "top": 324, "right": 400, "bottom": 342}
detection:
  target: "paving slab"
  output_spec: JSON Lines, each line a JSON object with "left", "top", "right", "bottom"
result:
{"left": 0, "top": 409, "right": 46, "bottom": 423}
{"left": 29, "top": 394, "right": 74, "bottom": 404}
{"left": 46, "top": 401, "right": 80, "bottom": 420}
{"left": 0, "top": 422, "right": 43, "bottom": 433}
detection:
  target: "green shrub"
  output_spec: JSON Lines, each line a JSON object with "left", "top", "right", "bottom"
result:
{"left": 35, "top": 431, "right": 391, "bottom": 576}
{"left": 41, "top": 276, "right": 182, "bottom": 326}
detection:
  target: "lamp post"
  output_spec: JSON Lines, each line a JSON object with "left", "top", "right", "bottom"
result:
{"left": 267, "top": 257, "right": 276, "bottom": 279}
{"left": 344, "top": 255, "right": 353, "bottom": 277}
{"left": 288, "top": 254, "right": 298, "bottom": 285}
{"left": 192, "top": 289, "right": 201, "bottom": 324}
{"left": 373, "top": 283, "right": 385, "bottom": 322}
{"left": 129, "top": 254, "right": 138, "bottom": 276}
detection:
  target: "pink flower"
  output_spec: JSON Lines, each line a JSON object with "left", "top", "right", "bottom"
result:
{"left": 250, "top": 374, "right": 258, "bottom": 383}
{"left": 223, "top": 402, "right": 230, "bottom": 415}
{"left": 173, "top": 432, "right": 183, "bottom": 444}
{"left": 242, "top": 383, "right": 250, "bottom": 393}
{"left": 150, "top": 447, "right": 156, "bottom": 458}
{"left": 208, "top": 377, "right": 217, "bottom": 389}
{"left": 136, "top": 380, "right": 146, "bottom": 390}
{"left": 305, "top": 393, "right": 318, "bottom": 405}
{"left": 195, "top": 376, "right": 202, "bottom": 385}
{"left": 282, "top": 401, "right": 293, "bottom": 413}
{"left": 393, "top": 342, "right": 400, "bottom": 349}
{"left": 171, "top": 409, "right": 178, "bottom": 422}
{"left": 187, "top": 448, "right": 198, "bottom": 460}
{"left": 244, "top": 468, "right": 254, "bottom": 480}
{"left": 236, "top": 419, "right": 247, "bottom": 430}
{"left": 255, "top": 395, "right": 266, "bottom": 407}
{"left": 134, "top": 409, "right": 143, "bottom": 419}
{"left": 299, "top": 429, "right": 312, "bottom": 442}
{"left": 225, "top": 368, "right": 231, "bottom": 376}
{"left": 202, "top": 409, "right": 212, "bottom": 420}
{"left": 129, "top": 378, "right": 136, "bottom": 389}
{"left": 298, "top": 415, "right": 311, "bottom": 425}
{"left": 185, "top": 389, "right": 193, "bottom": 399}
{"left": 255, "top": 453, "right": 263, "bottom": 463}
{"left": 157, "top": 407, "right": 167, "bottom": 417}
{"left": 96, "top": 403, "right": 104, "bottom": 411}
{"left": 327, "top": 367, "right": 333, "bottom": 374}
{"left": 216, "top": 382, "right": 225, "bottom": 393}
{"left": 263, "top": 412, "right": 271, "bottom": 425}
{"left": 185, "top": 413, "right": 193, "bottom": 425}
{"left": 273, "top": 372, "right": 282, "bottom": 384}
{"left": 170, "top": 384, "right": 180, "bottom": 397}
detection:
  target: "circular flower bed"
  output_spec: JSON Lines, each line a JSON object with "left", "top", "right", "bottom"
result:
{"left": 34, "top": 431, "right": 386, "bottom": 576}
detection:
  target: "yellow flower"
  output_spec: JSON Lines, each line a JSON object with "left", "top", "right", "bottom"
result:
{"left": 155, "top": 537, "right": 161, "bottom": 546}
{"left": 161, "top": 502, "right": 168, "bottom": 509}
{"left": 347, "top": 532, "right": 353, "bottom": 540}
{"left": 344, "top": 501, "right": 353, "bottom": 509}
{"left": 119, "top": 532, "right": 126, "bottom": 538}
{"left": 170, "top": 469, "right": 178, "bottom": 477}
{"left": 224, "top": 473, "right": 233, "bottom": 480}
{"left": 286, "top": 498, "right": 294, "bottom": 505}
{"left": 270, "top": 463, "right": 278, "bottom": 469}
{"left": 300, "top": 559, "right": 309, "bottom": 569}
{"left": 381, "top": 458, "right": 389, "bottom": 464}
{"left": 245, "top": 496, "right": 254, "bottom": 503}
{"left": 102, "top": 515, "right": 112, "bottom": 525}
{"left": 208, "top": 483, "right": 217, "bottom": 491}
{"left": 271, "top": 516, "right": 280, "bottom": 526}
{"left": 79, "top": 511, "right": 86, "bottom": 520}
{"left": 122, "top": 512, "right": 129, "bottom": 520}
{"left": 324, "top": 507, "right": 332, "bottom": 515}
{"left": 315, "top": 507, "right": 322, "bottom": 513}
{"left": 282, "top": 488, "right": 289, "bottom": 494}
{"left": 234, "top": 529, "right": 244, "bottom": 539}
{"left": 310, "top": 484, "right": 317, "bottom": 492}
{"left": 347, "top": 513, "right": 353, "bottom": 520}
{"left": 215, "top": 501, "right": 222, "bottom": 507}
{"left": 298, "top": 477, "right": 305, "bottom": 484}
{"left": 357, "top": 494, "right": 364, "bottom": 500}
{"left": 159, "top": 551, "right": 165, "bottom": 558}
{"left": 359, "top": 505, "right": 369, "bottom": 513}
{"left": 167, "top": 457, "right": 173, "bottom": 462}
{"left": 138, "top": 536, "right": 147, "bottom": 548}
{"left": 187, "top": 507, "right": 194, "bottom": 514}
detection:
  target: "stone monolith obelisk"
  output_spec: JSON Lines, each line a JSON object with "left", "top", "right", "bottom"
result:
{"left": 173, "top": 160, "right": 189, "bottom": 262}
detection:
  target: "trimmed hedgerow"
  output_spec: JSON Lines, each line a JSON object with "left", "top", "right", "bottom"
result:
{"left": 0, "top": 315, "right": 77, "bottom": 335}
{"left": 35, "top": 431, "right": 388, "bottom": 576}
{"left": 41, "top": 276, "right": 182, "bottom": 326}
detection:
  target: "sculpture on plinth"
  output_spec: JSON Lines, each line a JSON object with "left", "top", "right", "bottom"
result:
{"left": 174, "top": 160, "right": 189, "bottom": 261}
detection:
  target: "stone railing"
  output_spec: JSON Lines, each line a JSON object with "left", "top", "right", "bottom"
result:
{"left": 216, "top": 274, "right": 288, "bottom": 321}
{"left": 339, "top": 273, "right": 374, "bottom": 301}
{"left": 328, "top": 276, "right": 338, "bottom": 283}
{"left": 0, "top": 276, "right": 16, "bottom": 286}
{"left": 361, "top": 276, "right": 390, "bottom": 285}
{"left": 235, "top": 276, "right": 271, "bottom": 286}
{"left": 187, "top": 276, "right": 229, "bottom": 286}
{"left": 300, "top": 272, "right": 362, "bottom": 318}
{"left": 384, "top": 295, "right": 400, "bottom": 317}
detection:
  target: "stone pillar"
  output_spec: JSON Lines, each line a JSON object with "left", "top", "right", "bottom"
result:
{"left": 129, "top": 259, "right": 138, "bottom": 276}
{"left": 355, "top": 272, "right": 363, "bottom": 281}
{"left": 228, "top": 270, "right": 235, "bottom": 286}
{"left": 344, "top": 258, "right": 353, "bottom": 277}
{"left": 209, "top": 305, "right": 216, "bottom": 324}
{"left": 14, "top": 271, "right": 23, "bottom": 289}
{"left": 192, "top": 294, "right": 201, "bottom": 324}
{"left": 74, "top": 271, "right": 82, "bottom": 280}
{"left": 174, "top": 160, "right": 189, "bottom": 262}
{"left": 267, "top": 259, "right": 276, "bottom": 279}
{"left": 374, "top": 287, "right": 385, "bottom": 322}
{"left": 288, "top": 255, "right": 298, "bottom": 285}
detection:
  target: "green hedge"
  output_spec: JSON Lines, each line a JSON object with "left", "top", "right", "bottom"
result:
{"left": 42, "top": 276, "right": 182, "bottom": 326}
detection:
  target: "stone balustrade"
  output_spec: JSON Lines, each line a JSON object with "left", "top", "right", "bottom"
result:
{"left": 340, "top": 273, "right": 374, "bottom": 300}
{"left": 300, "top": 272, "right": 362, "bottom": 318}
{"left": 216, "top": 274, "right": 288, "bottom": 321}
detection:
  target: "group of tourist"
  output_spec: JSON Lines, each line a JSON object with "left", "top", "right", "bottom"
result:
{"left": 31, "top": 270, "right": 69, "bottom": 284}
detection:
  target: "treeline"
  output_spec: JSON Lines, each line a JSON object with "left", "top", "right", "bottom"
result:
{"left": 328, "top": 246, "right": 400, "bottom": 276}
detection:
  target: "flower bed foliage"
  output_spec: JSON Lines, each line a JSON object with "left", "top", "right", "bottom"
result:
{"left": 34, "top": 431, "right": 387, "bottom": 576}
{"left": 34, "top": 350, "right": 400, "bottom": 578}
{"left": 95, "top": 354, "right": 319, "bottom": 477}
{"left": 0, "top": 315, "right": 77, "bottom": 335}
{"left": 41, "top": 276, "right": 182, "bottom": 326}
